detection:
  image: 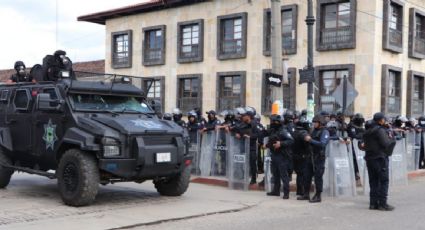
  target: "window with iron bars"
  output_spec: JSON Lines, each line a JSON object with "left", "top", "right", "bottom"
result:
{"left": 221, "top": 18, "right": 243, "bottom": 55}
{"left": 218, "top": 75, "right": 243, "bottom": 111}
{"left": 387, "top": 70, "right": 401, "bottom": 115}
{"left": 415, "top": 14, "right": 425, "bottom": 55}
{"left": 320, "top": 2, "right": 352, "bottom": 46}
{"left": 412, "top": 75, "right": 424, "bottom": 116}
{"left": 181, "top": 24, "right": 199, "bottom": 59}
{"left": 389, "top": 3, "right": 403, "bottom": 47}
{"left": 111, "top": 30, "right": 132, "bottom": 68}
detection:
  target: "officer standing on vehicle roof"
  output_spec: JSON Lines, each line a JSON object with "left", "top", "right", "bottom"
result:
{"left": 235, "top": 109, "right": 261, "bottom": 184}
{"left": 265, "top": 114, "right": 294, "bottom": 199}
{"left": 298, "top": 115, "right": 330, "bottom": 203}
{"left": 363, "top": 113, "right": 396, "bottom": 211}
{"left": 8, "top": 61, "right": 33, "bottom": 83}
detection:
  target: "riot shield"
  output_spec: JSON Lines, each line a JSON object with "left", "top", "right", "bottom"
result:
{"left": 352, "top": 139, "right": 367, "bottom": 194}
{"left": 389, "top": 139, "right": 408, "bottom": 187}
{"left": 199, "top": 131, "right": 217, "bottom": 177}
{"left": 189, "top": 130, "right": 201, "bottom": 175}
{"left": 211, "top": 129, "right": 228, "bottom": 177}
{"left": 326, "top": 140, "right": 357, "bottom": 197}
{"left": 405, "top": 131, "right": 417, "bottom": 172}
{"left": 322, "top": 148, "right": 331, "bottom": 196}
{"left": 263, "top": 137, "right": 273, "bottom": 193}
{"left": 227, "top": 135, "right": 250, "bottom": 190}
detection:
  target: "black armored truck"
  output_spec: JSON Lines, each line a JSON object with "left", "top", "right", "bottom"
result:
{"left": 0, "top": 73, "right": 192, "bottom": 206}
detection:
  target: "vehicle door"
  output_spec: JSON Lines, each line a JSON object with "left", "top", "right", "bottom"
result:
{"left": 7, "top": 88, "right": 33, "bottom": 153}
{"left": 32, "top": 87, "right": 65, "bottom": 159}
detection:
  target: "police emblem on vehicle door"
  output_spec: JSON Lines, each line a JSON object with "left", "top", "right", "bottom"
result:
{"left": 43, "top": 119, "right": 58, "bottom": 150}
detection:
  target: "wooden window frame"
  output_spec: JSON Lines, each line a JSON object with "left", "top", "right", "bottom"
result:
{"left": 383, "top": 0, "right": 404, "bottom": 53}
{"left": 143, "top": 25, "right": 166, "bottom": 66}
{"left": 216, "top": 71, "right": 246, "bottom": 112}
{"left": 176, "top": 74, "right": 203, "bottom": 113}
{"left": 217, "top": 13, "right": 248, "bottom": 60}
{"left": 142, "top": 76, "right": 165, "bottom": 112}
{"left": 111, "top": 30, "right": 132, "bottom": 69}
{"left": 381, "top": 65, "right": 403, "bottom": 117}
{"left": 409, "top": 8, "right": 425, "bottom": 59}
{"left": 407, "top": 70, "right": 425, "bottom": 118}
{"left": 177, "top": 19, "right": 204, "bottom": 63}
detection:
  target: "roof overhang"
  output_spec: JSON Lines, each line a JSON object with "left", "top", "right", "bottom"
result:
{"left": 78, "top": 0, "right": 209, "bottom": 25}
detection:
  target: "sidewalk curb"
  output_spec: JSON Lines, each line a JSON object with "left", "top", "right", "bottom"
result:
{"left": 191, "top": 169, "right": 425, "bottom": 191}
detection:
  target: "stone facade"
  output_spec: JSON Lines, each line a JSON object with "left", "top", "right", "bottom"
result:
{"left": 85, "top": 0, "right": 425, "bottom": 119}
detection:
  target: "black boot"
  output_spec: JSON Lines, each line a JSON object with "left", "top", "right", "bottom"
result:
{"left": 309, "top": 193, "right": 321, "bottom": 203}
{"left": 369, "top": 201, "right": 379, "bottom": 210}
{"left": 267, "top": 191, "right": 280, "bottom": 196}
{"left": 378, "top": 202, "right": 395, "bottom": 211}
{"left": 250, "top": 178, "right": 257, "bottom": 185}
{"left": 297, "top": 194, "right": 310, "bottom": 201}
{"left": 282, "top": 193, "right": 289, "bottom": 199}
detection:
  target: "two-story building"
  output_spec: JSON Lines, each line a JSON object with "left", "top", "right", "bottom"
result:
{"left": 78, "top": 0, "right": 425, "bottom": 118}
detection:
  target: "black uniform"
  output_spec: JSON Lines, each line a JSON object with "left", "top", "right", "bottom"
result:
{"left": 303, "top": 127, "right": 329, "bottom": 199}
{"left": 235, "top": 120, "right": 261, "bottom": 183}
{"left": 363, "top": 120, "right": 396, "bottom": 209}
{"left": 292, "top": 126, "right": 311, "bottom": 196}
{"left": 347, "top": 121, "right": 365, "bottom": 179}
{"left": 256, "top": 122, "right": 266, "bottom": 173}
{"left": 266, "top": 125, "right": 294, "bottom": 197}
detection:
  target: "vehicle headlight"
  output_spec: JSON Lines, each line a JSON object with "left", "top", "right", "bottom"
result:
{"left": 101, "top": 137, "right": 120, "bottom": 157}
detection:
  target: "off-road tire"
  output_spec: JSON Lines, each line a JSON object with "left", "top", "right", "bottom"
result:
{"left": 154, "top": 165, "right": 191, "bottom": 196}
{"left": 57, "top": 149, "right": 99, "bottom": 207}
{"left": 0, "top": 148, "right": 13, "bottom": 189}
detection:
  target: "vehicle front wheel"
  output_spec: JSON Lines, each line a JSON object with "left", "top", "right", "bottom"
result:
{"left": 57, "top": 149, "right": 99, "bottom": 207}
{"left": 154, "top": 165, "right": 191, "bottom": 196}
{"left": 0, "top": 148, "right": 13, "bottom": 189}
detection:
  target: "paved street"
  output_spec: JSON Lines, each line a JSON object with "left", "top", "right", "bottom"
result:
{"left": 0, "top": 173, "right": 424, "bottom": 230}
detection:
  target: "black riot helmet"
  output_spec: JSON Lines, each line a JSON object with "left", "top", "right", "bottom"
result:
{"left": 301, "top": 109, "right": 308, "bottom": 117}
{"left": 394, "top": 115, "right": 408, "bottom": 128}
{"left": 296, "top": 116, "right": 311, "bottom": 131}
{"left": 270, "top": 114, "right": 282, "bottom": 128}
{"left": 312, "top": 114, "right": 325, "bottom": 127}
{"left": 326, "top": 120, "right": 339, "bottom": 136}
{"left": 351, "top": 113, "right": 365, "bottom": 126}
{"left": 221, "top": 110, "right": 235, "bottom": 123}
{"left": 418, "top": 116, "right": 425, "bottom": 127}
{"left": 187, "top": 110, "right": 197, "bottom": 120}
{"left": 244, "top": 106, "right": 256, "bottom": 118}
{"left": 254, "top": 114, "right": 261, "bottom": 123}
{"left": 14, "top": 61, "right": 26, "bottom": 75}
{"left": 294, "top": 110, "right": 301, "bottom": 119}
{"left": 283, "top": 110, "right": 294, "bottom": 123}
{"left": 234, "top": 107, "right": 246, "bottom": 120}
{"left": 172, "top": 108, "right": 183, "bottom": 121}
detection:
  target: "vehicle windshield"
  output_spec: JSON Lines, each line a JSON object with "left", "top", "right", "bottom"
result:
{"left": 69, "top": 93, "right": 153, "bottom": 113}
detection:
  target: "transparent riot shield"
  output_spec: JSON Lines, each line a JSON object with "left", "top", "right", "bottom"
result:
{"left": 405, "top": 131, "right": 417, "bottom": 172}
{"left": 327, "top": 140, "right": 357, "bottom": 197}
{"left": 199, "top": 131, "right": 217, "bottom": 177}
{"left": 211, "top": 129, "right": 228, "bottom": 177}
{"left": 263, "top": 137, "right": 273, "bottom": 193}
{"left": 389, "top": 139, "right": 408, "bottom": 187}
{"left": 227, "top": 135, "right": 250, "bottom": 190}
{"left": 189, "top": 130, "right": 201, "bottom": 175}
{"left": 322, "top": 147, "right": 331, "bottom": 196}
{"left": 352, "top": 139, "right": 366, "bottom": 188}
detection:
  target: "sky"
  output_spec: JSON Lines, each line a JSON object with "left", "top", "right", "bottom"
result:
{"left": 0, "top": 0, "right": 148, "bottom": 69}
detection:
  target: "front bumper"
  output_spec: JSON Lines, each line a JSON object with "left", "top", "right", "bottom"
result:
{"left": 98, "top": 136, "right": 192, "bottom": 179}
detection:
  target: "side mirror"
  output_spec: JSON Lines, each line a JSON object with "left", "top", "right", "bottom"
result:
{"left": 149, "top": 100, "right": 162, "bottom": 116}
{"left": 36, "top": 93, "right": 63, "bottom": 111}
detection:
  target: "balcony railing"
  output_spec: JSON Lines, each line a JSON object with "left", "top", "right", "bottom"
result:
{"left": 412, "top": 99, "right": 424, "bottom": 115}
{"left": 320, "top": 27, "right": 352, "bottom": 45}
{"left": 144, "top": 49, "right": 162, "bottom": 62}
{"left": 222, "top": 40, "right": 242, "bottom": 54}
{"left": 180, "top": 45, "right": 199, "bottom": 59}
{"left": 112, "top": 53, "right": 129, "bottom": 65}
{"left": 414, "top": 37, "right": 425, "bottom": 54}
{"left": 178, "top": 97, "right": 199, "bottom": 113}
{"left": 389, "top": 28, "right": 402, "bottom": 47}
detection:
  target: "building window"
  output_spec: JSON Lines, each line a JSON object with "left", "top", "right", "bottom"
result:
{"left": 216, "top": 72, "right": 246, "bottom": 112}
{"left": 409, "top": 8, "right": 425, "bottom": 59}
{"left": 111, "top": 30, "right": 132, "bottom": 68}
{"left": 262, "top": 68, "right": 297, "bottom": 115}
{"left": 316, "top": 0, "right": 356, "bottom": 51}
{"left": 217, "top": 13, "right": 247, "bottom": 60}
{"left": 263, "top": 5, "right": 298, "bottom": 56}
{"left": 314, "top": 64, "right": 355, "bottom": 114}
{"left": 381, "top": 65, "right": 402, "bottom": 116}
{"left": 142, "top": 77, "right": 165, "bottom": 111}
{"left": 177, "top": 74, "right": 202, "bottom": 113}
{"left": 407, "top": 71, "right": 425, "bottom": 118}
{"left": 143, "top": 25, "right": 166, "bottom": 66}
{"left": 383, "top": 0, "right": 404, "bottom": 53}
{"left": 178, "top": 20, "right": 204, "bottom": 63}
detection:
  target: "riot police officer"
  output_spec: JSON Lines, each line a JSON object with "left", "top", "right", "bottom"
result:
{"left": 255, "top": 114, "right": 266, "bottom": 173}
{"left": 202, "top": 110, "right": 221, "bottom": 133}
{"left": 293, "top": 117, "right": 312, "bottom": 198}
{"left": 187, "top": 110, "right": 203, "bottom": 143}
{"left": 299, "top": 115, "right": 330, "bottom": 203}
{"left": 8, "top": 61, "right": 33, "bottom": 83}
{"left": 172, "top": 108, "right": 187, "bottom": 128}
{"left": 265, "top": 114, "right": 294, "bottom": 198}
{"left": 43, "top": 50, "right": 75, "bottom": 81}
{"left": 235, "top": 109, "right": 260, "bottom": 184}
{"left": 416, "top": 116, "right": 425, "bottom": 169}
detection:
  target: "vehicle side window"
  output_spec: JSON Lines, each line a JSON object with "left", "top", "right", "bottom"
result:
{"left": 0, "top": 90, "right": 9, "bottom": 102}
{"left": 14, "top": 89, "right": 31, "bottom": 111}
{"left": 43, "top": 88, "right": 58, "bottom": 100}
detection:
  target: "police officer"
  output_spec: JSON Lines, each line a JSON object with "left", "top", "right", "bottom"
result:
{"left": 348, "top": 113, "right": 366, "bottom": 183}
{"left": 235, "top": 109, "right": 260, "bottom": 184}
{"left": 187, "top": 110, "right": 203, "bottom": 143}
{"left": 255, "top": 114, "right": 266, "bottom": 173}
{"left": 283, "top": 110, "right": 295, "bottom": 181}
{"left": 8, "top": 61, "right": 33, "bottom": 83}
{"left": 265, "top": 114, "right": 294, "bottom": 199}
{"left": 44, "top": 50, "right": 75, "bottom": 81}
{"left": 416, "top": 116, "right": 425, "bottom": 169}
{"left": 298, "top": 115, "right": 330, "bottom": 203}
{"left": 217, "top": 110, "right": 236, "bottom": 132}
{"left": 172, "top": 108, "right": 186, "bottom": 128}
{"left": 293, "top": 117, "right": 312, "bottom": 198}
{"left": 363, "top": 113, "right": 396, "bottom": 211}
{"left": 202, "top": 110, "right": 221, "bottom": 133}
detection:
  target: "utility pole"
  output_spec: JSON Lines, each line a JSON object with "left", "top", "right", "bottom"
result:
{"left": 270, "top": 0, "right": 284, "bottom": 114}
{"left": 305, "top": 0, "right": 315, "bottom": 121}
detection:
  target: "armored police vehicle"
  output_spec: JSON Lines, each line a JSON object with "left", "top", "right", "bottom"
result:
{"left": 0, "top": 74, "right": 192, "bottom": 206}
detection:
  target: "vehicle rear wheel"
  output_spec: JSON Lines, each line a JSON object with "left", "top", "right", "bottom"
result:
{"left": 0, "top": 148, "right": 13, "bottom": 189}
{"left": 154, "top": 165, "right": 191, "bottom": 196}
{"left": 57, "top": 149, "right": 99, "bottom": 207}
